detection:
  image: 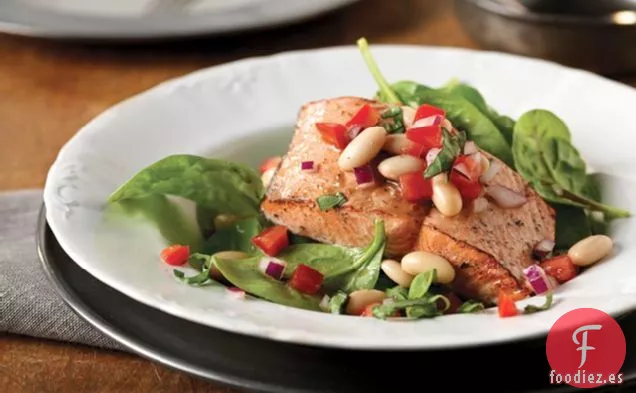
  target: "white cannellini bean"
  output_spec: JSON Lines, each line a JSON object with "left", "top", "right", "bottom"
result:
{"left": 380, "top": 260, "right": 415, "bottom": 288}
{"left": 401, "top": 251, "right": 456, "bottom": 284}
{"left": 210, "top": 251, "right": 250, "bottom": 280}
{"left": 338, "top": 126, "right": 387, "bottom": 171}
{"left": 383, "top": 134, "right": 410, "bottom": 155}
{"left": 568, "top": 235, "right": 614, "bottom": 267}
{"left": 401, "top": 106, "right": 416, "bottom": 128}
{"left": 261, "top": 167, "right": 276, "bottom": 188}
{"left": 432, "top": 181, "right": 463, "bottom": 217}
{"left": 432, "top": 173, "right": 448, "bottom": 185}
{"left": 346, "top": 289, "right": 386, "bottom": 315}
{"left": 377, "top": 155, "right": 427, "bottom": 180}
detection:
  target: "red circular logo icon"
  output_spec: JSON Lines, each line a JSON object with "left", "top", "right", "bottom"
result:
{"left": 547, "top": 308, "right": 626, "bottom": 388}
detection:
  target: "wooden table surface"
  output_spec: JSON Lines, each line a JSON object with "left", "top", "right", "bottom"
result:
{"left": 1, "top": 1, "right": 635, "bottom": 392}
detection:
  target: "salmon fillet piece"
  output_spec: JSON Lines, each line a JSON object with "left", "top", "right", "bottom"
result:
{"left": 416, "top": 154, "right": 556, "bottom": 303}
{"left": 261, "top": 97, "right": 428, "bottom": 256}
{"left": 261, "top": 97, "right": 556, "bottom": 304}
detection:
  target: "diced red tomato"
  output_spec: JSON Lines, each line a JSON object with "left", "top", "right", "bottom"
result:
{"left": 399, "top": 172, "right": 433, "bottom": 202}
{"left": 497, "top": 292, "right": 519, "bottom": 318}
{"left": 452, "top": 155, "right": 482, "bottom": 182}
{"left": 414, "top": 104, "right": 446, "bottom": 123}
{"left": 289, "top": 264, "right": 324, "bottom": 295}
{"left": 406, "top": 125, "right": 443, "bottom": 149}
{"left": 316, "top": 122, "right": 350, "bottom": 150}
{"left": 450, "top": 171, "right": 483, "bottom": 202}
{"left": 540, "top": 255, "right": 578, "bottom": 284}
{"left": 361, "top": 302, "right": 382, "bottom": 317}
{"left": 346, "top": 104, "right": 380, "bottom": 129}
{"left": 160, "top": 244, "right": 190, "bottom": 266}
{"left": 404, "top": 141, "right": 429, "bottom": 158}
{"left": 259, "top": 156, "right": 282, "bottom": 174}
{"left": 252, "top": 225, "right": 289, "bottom": 256}
{"left": 442, "top": 292, "right": 463, "bottom": 314}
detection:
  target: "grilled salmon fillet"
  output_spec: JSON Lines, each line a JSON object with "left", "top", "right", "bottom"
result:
{"left": 261, "top": 97, "right": 555, "bottom": 304}
{"left": 416, "top": 153, "right": 556, "bottom": 303}
{"left": 261, "top": 97, "right": 429, "bottom": 256}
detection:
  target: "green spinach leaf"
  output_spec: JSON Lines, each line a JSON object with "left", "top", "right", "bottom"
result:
{"left": 214, "top": 256, "right": 322, "bottom": 311}
{"left": 513, "top": 110, "right": 630, "bottom": 219}
{"left": 203, "top": 217, "right": 263, "bottom": 255}
{"left": 553, "top": 204, "right": 592, "bottom": 250}
{"left": 442, "top": 80, "right": 515, "bottom": 144}
{"left": 108, "top": 155, "right": 264, "bottom": 218}
{"left": 357, "top": 37, "right": 401, "bottom": 105}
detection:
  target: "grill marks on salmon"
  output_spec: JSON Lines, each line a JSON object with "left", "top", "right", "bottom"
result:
{"left": 261, "top": 97, "right": 556, "bottom": 303}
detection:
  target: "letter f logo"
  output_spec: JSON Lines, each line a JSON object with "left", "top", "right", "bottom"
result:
{"left": 572, "top": 324, "right": 603, "bottom": 368}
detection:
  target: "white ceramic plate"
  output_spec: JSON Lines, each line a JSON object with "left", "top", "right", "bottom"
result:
{"left": 43, "top": 45, "right": 636, "bottom": 350}
{"left": 0, "top": 0, "right": 357, "bottom": 40}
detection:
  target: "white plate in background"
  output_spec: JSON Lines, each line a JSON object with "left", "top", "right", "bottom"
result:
{"left": 0, "top": 0, "right": 358, "bottom": 40}
{"left": 43, "top": 45, "right": 636, "bottom": 349}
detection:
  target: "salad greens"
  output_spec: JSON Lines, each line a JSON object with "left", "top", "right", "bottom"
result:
{"left": 109, "top": 154, "right": 264, "bottom": 218}
{"left": 327, "top": 291, "right": 349, "bottom": 314}
{"left": 214, "top": 255, "right": 323, "bottom": 311}
{"left": 356, "top": 37, "right": 630, "bottom": 249}
{"left": 203, "top": 216, "right": 264, "bottom": 255}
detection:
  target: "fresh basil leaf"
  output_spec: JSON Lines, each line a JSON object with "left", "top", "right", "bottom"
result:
{"left": 457, "top": 300, "right": 485, "bottom": 313}
{"left": 188, "top": 253, "right": 211, "bottom": 271}
{"left": 357, "top": 37, "right": 402, "bottom": 105}
{"left": 372, "top": 296, "right": 443, "bottom": 320}
{"left": 408, "top": 270, "right": 436, "bottom": 300}
{"left": 173, "top": 265, "right": 215, "bottom": 287}
{"left": 406, "top": 302, "right": 439, "bottom": 319}
{"left": 553, "top": 204, "right": 592, "bottom": 250}
{"left": 114, "top": 194, "right": 204, "bottom": 251}
{"left": 108, "top": 155, "right": 264, "bottom": 218}
{"left": 424, "top": 129, "right": 465, "bottom": 178}
{"left": 380, "top": 106, "right": 405, "bottom": 134}
{"left": 316, "top": 192, "right": 348, "bottom": 211}
{"left": 386, "top": 286, "right": 408, "bottom": 301}
{"left": 203, "top": 217, "right": 262, "bottom": 255}
{"left": 214, "top": 256, "right": 322, "bottom": 311}
{"left": 328, "top": 291, "right": 349, "bottom": 314}
{"left": 524, "top": 292, "right": 554, "bottom": 314}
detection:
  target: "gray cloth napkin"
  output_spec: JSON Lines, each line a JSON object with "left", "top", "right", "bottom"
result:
{"left": 0, "top": 189, "right": 125, "bottom": 351}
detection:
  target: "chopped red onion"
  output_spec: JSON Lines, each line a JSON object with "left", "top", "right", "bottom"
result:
{"left": 319, "top": 295, "right": 331, "bottom": 311}
{"left": 533, "top": 239, "right": 556, "bottom": 260}
{"left": 301, "top": 161, "right": 316, "bottom": 172}
{"left": 472, "top": 197, "right": 489, "bottom": 213}
{"left": 412, "top": 115, "right": 442, "bottom": 129}
{"left": 354, "top": 165, "right": 374, "bottom": 185}
{"left": 523, "top": 265, "right": 552, "bottom": 295}
{"left": 258, "top": 258, "right": 287, "bottom": 280}
{"left": 227, "top": 287, "right": 246, "bottom": 299}
{"left": 347, "top": 125, "right": 363, "bottom": 139}
{"left": 464, "top": 141, "right": 478, "bottom": 155}
{"left": 425, "top": 148, "right": 441, "bottom": 166}
{"left": 485, "top": 185, "right": 527, "bottom": 208}
{"left": 480, "top": 159, "right": 500, "bottom": 184}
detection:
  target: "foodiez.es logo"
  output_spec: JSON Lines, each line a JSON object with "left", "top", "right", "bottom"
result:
{"left": 546, "top": 308, "right": 626, "bottom": 388}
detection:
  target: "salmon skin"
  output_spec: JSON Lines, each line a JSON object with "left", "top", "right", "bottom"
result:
{"left": 261, "top": 97, "right": 555, "bottom": 304}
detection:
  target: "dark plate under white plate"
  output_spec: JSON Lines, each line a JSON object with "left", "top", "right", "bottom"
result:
{"left": 36, "top": 206, "right": 636, "bottom": 393}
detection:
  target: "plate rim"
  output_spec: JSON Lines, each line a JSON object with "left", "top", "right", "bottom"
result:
{"left": 0, "top": 0, "right": 359, "bottom": 40}
{"left": 41, "top": 43, "right": 636, "bottom": 351}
